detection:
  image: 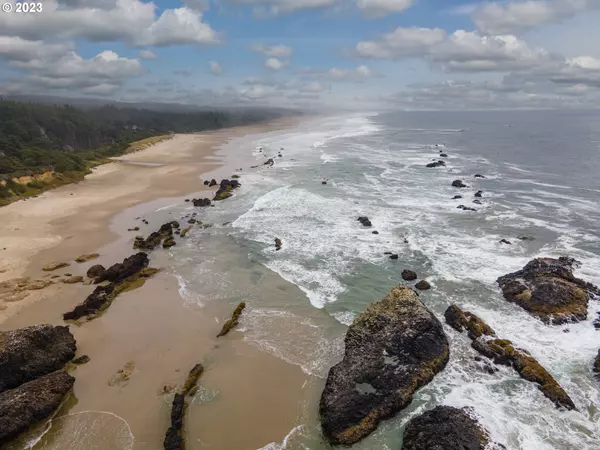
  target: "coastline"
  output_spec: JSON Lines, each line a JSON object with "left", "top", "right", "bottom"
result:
{"left": 0, "top": 116, "right": 315, "bottom": 450}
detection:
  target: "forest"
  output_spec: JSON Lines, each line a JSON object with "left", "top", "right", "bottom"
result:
{"left": 0, "top": 99, "right": 288, "bottom": 202}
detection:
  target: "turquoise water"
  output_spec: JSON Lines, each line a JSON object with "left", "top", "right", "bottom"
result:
{"left": 170, "top": 111, "right": 600, "bottom": 449}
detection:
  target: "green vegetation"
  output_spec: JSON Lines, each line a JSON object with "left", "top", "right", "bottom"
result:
{"left": 0, "top": 99, "right": 284, "bottom": 205}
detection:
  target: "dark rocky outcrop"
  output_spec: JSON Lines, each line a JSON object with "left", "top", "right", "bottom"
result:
{"left": 473, "top": 200, "right": 482, "bottom": 205}
{"left": 275, "top": 238, "right": 282, "bottom": 251}
{"left": 444, "top": 304, "right": 575, "bottom": 410}
{"left": 390, "top": 254, "right": 399, "bottom": 260}
{"left": 209, "top": 179, "right": 217, "bottom": 187}
{"left": 593, "top": 313, "right": 600, "bottom": 330}
{"left": 452, "top": 180, "right": 467, "bottom": 188}
{"left": 474, "top": 190, "right": 483, "bottom": 198}
{"left": 264, "top": 158, "right": 274, "bottom": 166}
{"left": 499, "top": 239, "right": 512, "bottom": 245}
{"left": 133, "top": 222, "right": 178, "bottom": 251}
{"left": 216, "top": 302, "right": 246, "bottom": 338}
{"left": 320, "top": 286, "right": 449, "bottom": 445}
{"left": 322, "top": 181, "right": 327, "bottom": 185}
{"left": 203, "top": 180, "right": 210, "bottom": 186}
{"left": 64, "top": 253, "right": 158, "bottom": 321}
{"left": 86, "top": 264, "right": 106, "bottom": 279}
{"left": 192, "top": 198, "right": 211, "bottom": 207}
{"left": 372, "top": 231, "right": 379, "bottom": 235}
{"left": 357, "top": 216, "right": 372, "bottom": 227}
{"left": 496, "top": 257, "right": 599, "bottom": 324}
{"left": 593, "top": 350, "right": 600, "bottom": 381}
{"left": 440, "top": 153, "right": 448, "bottom": 158}
{"left": 164, "top": 364, "right": 204, "bottom": 450}
{"left": 474, "top": 174, "right": 486, "bottom": 179}
{"left": 163, "top": 237, "right": 176, "bottom": 248}
{"left": 213, "top": 179, "right": 241, "bottom": 201}
{"left": 0, "top": 325, "right": 76, "bottom": 393}
{"left": 402, "top": 405, "right": 503, "bottom": 450}
{"left": 0, "top": 370, "right": 75, "bottom": 446}
{"left": 426, "top": 161, "right": 446, "bottom": 168}
{"left": 457, "top": 205, "right": 477, "bottom": 211}
{"left": 402, "top": 269, "right": 417, "bottom": 281}
{"left": 452, "top": 195, "right": 463, "bottom": 199}
{"left": 415, "top": 280, "right": 431, "bottom": 290}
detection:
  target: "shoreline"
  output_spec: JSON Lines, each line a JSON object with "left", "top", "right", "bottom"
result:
{"left": 0, "top": 116, "right": 315, "bottom": 450}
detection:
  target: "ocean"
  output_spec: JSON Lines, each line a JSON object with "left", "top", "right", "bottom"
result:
{"left": 165, "top": 110, "right": 600, "bottom": 449}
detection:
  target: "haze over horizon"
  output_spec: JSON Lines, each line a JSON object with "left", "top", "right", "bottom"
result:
{"left": 1, "top": 0, "right": 600, "bottom": 110}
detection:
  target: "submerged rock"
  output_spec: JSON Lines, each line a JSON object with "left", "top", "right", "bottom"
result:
{"left": 426, "top": 161, "right": 446, "bottom": 168}
{"left": 192, "top": 198, "right": 211, "bottom": 207}
{"left": 213, "top": 179, "right": 241, "bottom": 201}
{"left": 474, "top": 190, "right": 483, "bottom": 198}
{"left": 457, "top": 205, "right": 477, "bottom": 211}
{"left": 357, "top": 216, "right": 372, "bottom": 227}
{"left": 402, "top": 405, "right": 502, "bottom": 450}
{"left": 444, "top": 304, "right": 575, "bottom": 410}
{"left": 389, "top": 254, "right": 399, "bottom": 260}
{"left": 517, "top": 235, "right": 535, "bottom": 241}
{"left": 319, "top": 286, "right": 449, "bottom": 445}
{"left": 594, "top": 350, "right": 600, "bottom": 381}
{"left": 402, "top": 269, "right": 417, "bottom": 281}
{"left": 452, "top": 195, "right": 463, "bottom": 199}
{"left": 415, "top": 280, "right": 431, "bottom": 290}
{"left": 474, "top": 174, "right": 486, "bottom": 178}
{"left": 275, "top": 238, "right": 282, "bottom": 251}
{"left": 264, "top": 158, "right": 274, "bottom": 166}
{"left": 473, "top": 199, "right": 482, "bottom": 205}
{"left": 0, "top": 325, "right": 76, "bottom": 393}
{"left": 0, "top": 370, "right": 75, "bottom": 446}
{"left": 452, "top": 180, "right": 467, "bottom": 188}
{"left": 497, "top": 257, "right": 599, "bottom": 324}
{"left": 499, "top": 239, "right": 512, "bottom": 245}
{"left": 216, "top": 302, "right": 246, "bottom": 338}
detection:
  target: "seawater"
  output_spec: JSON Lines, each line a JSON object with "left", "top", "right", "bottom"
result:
{"left": 169, "top": 110, "right": 600, "bottom": 449}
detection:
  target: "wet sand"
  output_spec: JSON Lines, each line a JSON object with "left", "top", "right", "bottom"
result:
{"left": 0, "top": 118, "right": 314, "bottom": 450}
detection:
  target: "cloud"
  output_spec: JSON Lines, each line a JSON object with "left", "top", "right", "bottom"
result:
{"left": 138, "top": 49, "right": 157, "bottom": 59}
{"left": 355, "top": 0, "right": 414, "bottom": 18}
{"left": 301, "top": 64, "right": 377, "bottom": 81}
{"left": 209, "top": 61, "right": 223, "bottom": 75}
{"left": 355, "top": 27, "right": 447, "bottom": 59}
{"left": 0, "top": 36, "right": 73, "bottom": 62}
{"left": 221, "top": 0, "right": 337, "bottom": 15}
{"left": 173, "top": 68, "right": 194, "bottom": 76}
{"left": 472, "top": 0, "right": 600, "bottom": 35}
{"left": 250, "top": 43, "right": 293, "bottom": 58}
{"left": 265, "top": 57, "right": 289, "bottom": 70}
{"left": 0, "top": 0, "right": 220, "bottom": 47}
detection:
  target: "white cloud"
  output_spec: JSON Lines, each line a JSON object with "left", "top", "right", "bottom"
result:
{"left": 356, "top": 0, "right": 414, "bottom": 18}
{"left": 209, "top": 61, "right": 223, "bottom": 75}
{"left": 265, "top": 57, "right": 289, "bottom": 70}
{"left": 0, "top": 0, "right": 220, "bottom": 47}
{"left": 355, "top": 27, "right": 446, "bottom": 59}
{"left": 302, "top": 64, "right": 377, "bottom": 81}
{"left": 472, "top": 0, "right": 600, "bottom": 35}
{"left": 0, "top": 36, "right": 72, "bottom": 62}
{"left": 222, "top": 0, "right": 337, "bottom": 15}
{"left": 138, "top": 49, "right": 157, "bottom": 59}
{"left": 250, "top": 43, "right": 293, "bottom": 58}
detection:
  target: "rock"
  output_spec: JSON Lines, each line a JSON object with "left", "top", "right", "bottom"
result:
{"left": 232, "top": 174, "right": 241, "bottom": 178}
{"left": 457, "top": 205, "right": 477, "bottom": 211}
{"left": 216, "top": 302, "right": 246, "bottom": 337}
{"left": 357, "top": 216, "right": 372, "bottom": 227}
{"left": 372, "top": 231, "right": 379, "bottom": 235}
{"left": 86, "top": 264, "right": 106, "bottom": 279}
{"left": 63, "top": 276, "right": 84, "bottom": 284}
{"left": 452, "top": 180, "right": 467, "bottom": 188}
{"left": 384, "top": 251, "right": 392, "bottom": 255}
{"left": 264, "top": 158, "right": 274, "bottom": 166}
{"left": 64, "top": 254, "right": 158, "bottom": 321}
{"left": 474, "top": 190, "right": 483, "bottom": 198}
{"left": 72, "top": 355, "right": 90, "bottom": 365}
{"left": 42, "top": 262, "right": 69, "bottom": 272}
{"left": 439, "top": 153, "right": 448, "bottom": 157}
{"left": 415, "top": 280, "right": 431, "bottom": 290}
{"left": 108, "top": 360, "right": 135, "bottom": 387}
{"left": 473, "top": 200, "right": 482, "bottom": 205}
{"left": 209, "top": 179, "right": 217, "bottom": 187}
{"left": 0, "top": 325, "right": 76, "bottom": 393}
{"left": 275, "top": 238, "right": 282, "bottom": 251}
{"left": 184, "top": 199, "right": 190, "bottom": 202}
{"left": 426, "top": 161, "right": 446, "bottom": 168}
{"left": 402, "top": 269, "right": 417, "bottom": 281}
{"left": 496, "top": 257, "right": 599, "bottom": 324}
{"left": 402, "top": 405, "right": 503, "bottom": 450}
{"left": 0, "top": 370, "right": 75, "bottom": 446}
{"left": 499, "top": 239, "right": 512, "bottom": 245}
{"left": 319, "top": 286, "right": 449, "bottom": 445}
{"left": 179, "top": 226, "right": 192, "bottom": 238}
{"left": 164, "top": 364, "right": 204, "bottom": 450}
{"left": 192, "top": 198, "right": 211, "bottom": 207}
{"left": 188, "top": 218, "right": 196, "bottom": 224}
{"left": 163, "top": 237, "right": 176, "bottom": 248}
{"left": 517, "top": 235, "right": 535, "bottom": 241}
{"left": 75, "top": 253, "right": 99, "bottom": 263}
{"left": 594, "top": 350, "right": 600, "bottom": 381}
{"left": 474, "top": 174, "right": 486, "bottom": 178}
{"left": 203, "top": 180, "right": 210, "bottom": 186}
{"left": 452, "top": 195, "right": 463, "bottom": 199}
{"left": 389, "top": 254, "right": 399, "bottom": 260}
{"left": 444, "top": 304, "right": 576, "bottom": 410}
{"left": 213, "top": 179, "right": 241, "bottom": 201}
{"left": 322, "top": 181, "right": 327, "bottom": 185}
{"left": 593, "top": 314, "right": 600, "bottom": 329}
{"left": 133, "top": 222, "right": 175, "bottom": 251}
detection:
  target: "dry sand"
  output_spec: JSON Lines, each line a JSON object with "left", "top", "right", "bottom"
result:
{"left": 0, "top": 118, "right": 314, "bottom": 450}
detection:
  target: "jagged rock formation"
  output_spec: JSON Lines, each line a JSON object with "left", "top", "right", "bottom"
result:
{"left": 216, "top": 302, "right": 246, "bottom": 338}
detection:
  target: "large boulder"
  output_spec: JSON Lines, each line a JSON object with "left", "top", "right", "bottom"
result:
{"left": 426, "top": 161, "right": 445, "bottom": 168}
{"left": 496, "top": 257, "right": 600, "bottom": 324}
{"left": 319, "top": 286, "right": 449, "bottom": 445}
{"left": 0, "top": 370, "right": 75, "bottom": 446}
{"left": 402, "top": 405, "right": 503, "bottom": 450}
{"left": 444, "top": 304, "right": 575, "bottom": 410}
{"left": 96, "top": 252, "right": 149, "bottom": 284}
{"left": 0, "top": 325, "right": 76, "bottom": 393}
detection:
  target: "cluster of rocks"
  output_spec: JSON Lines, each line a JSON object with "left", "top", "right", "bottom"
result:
{"left": 357, "top": 216, "right": 372, "bottom": 227}
{"left": 0, "top": 325, "right": 78, "bottom": 445}
{"left": 401, "top": 269, "right": 431, "bottom": 290}
{"left": 426, "top": 160, "right": 446, "bottom": 168}
{"left": 213, "top": 179, "right": 241, "bottom": 201}
{"left": 133, "top": 221, "right": 180, "bottom": 251}
{"left": 64, "top": 252, "right": 159, "bottom": 321}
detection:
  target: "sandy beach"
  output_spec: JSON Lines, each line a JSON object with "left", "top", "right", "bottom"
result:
{"left": 0, "top": 118, "right": 315, "bottom": 450}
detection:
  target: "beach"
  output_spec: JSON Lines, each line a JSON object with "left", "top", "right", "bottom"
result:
{"left": 0, "top": 118, "right": 315, "bottom": 450}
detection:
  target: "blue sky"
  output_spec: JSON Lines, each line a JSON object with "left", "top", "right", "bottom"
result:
{"left": 1, "top": 0, "right": 600, "bottom": 109}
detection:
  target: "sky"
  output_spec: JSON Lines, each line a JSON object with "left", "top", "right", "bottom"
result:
{"left": 1, "top": 0, "right": 600, "bottom": 110}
